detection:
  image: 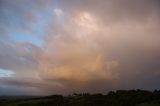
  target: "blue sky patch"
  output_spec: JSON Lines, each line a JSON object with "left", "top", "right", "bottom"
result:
{"left": 0, "top": 69, "right": 15, "bottom": 77}
{"left": 11, "top": 31, "right": 44, "bottom": 47}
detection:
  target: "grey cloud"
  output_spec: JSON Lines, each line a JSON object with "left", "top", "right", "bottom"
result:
{"left": 58, "top": 0, "right": 160, "bottom": 23}
{"left": 0, "top": 41, "right": 42, "bottom": 79}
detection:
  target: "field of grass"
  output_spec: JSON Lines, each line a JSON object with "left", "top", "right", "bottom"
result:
{"left": 4, "top": 99, "right": 160, "bottom": 106}
{"left": 138, "top": 100, "right": 160, "bottom": 106}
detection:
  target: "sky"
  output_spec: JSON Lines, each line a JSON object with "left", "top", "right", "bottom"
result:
{"left": 0, "top": 0, "right": 160, "bottom": 96}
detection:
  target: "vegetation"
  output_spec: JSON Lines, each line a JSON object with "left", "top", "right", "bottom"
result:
{"left": 0, "top": 89, "right": 160, "bottom": 106}
{"left": 138, "top": 100, "right": 160, "bottom": 106}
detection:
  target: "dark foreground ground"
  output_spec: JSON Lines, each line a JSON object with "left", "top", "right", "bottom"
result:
{"left": 1, "top": 90, "right": 160, "bottom": 106}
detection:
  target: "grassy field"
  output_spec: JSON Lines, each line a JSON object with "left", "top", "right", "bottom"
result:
{"left": 4, "top": 99, "right": 160, "bottom": 106}
{"left": 138, "top": 103, "right": 160, "bottom": 106}
{"left": 5, "top": 99, "right": 56, "bottom": 106}
{"left": 138, "top": 100, "right": 160, "bottom": 106}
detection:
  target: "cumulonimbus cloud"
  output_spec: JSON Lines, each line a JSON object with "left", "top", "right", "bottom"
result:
{"left": 38, "top": 11, "right": 120, "bottom": 83}
{"left": 0, "top": 0, "right": 160, "bottom": 95}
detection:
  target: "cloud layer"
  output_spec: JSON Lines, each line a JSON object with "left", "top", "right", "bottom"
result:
{"left": 0, "top": 0, "right": 160, "bottom": 95}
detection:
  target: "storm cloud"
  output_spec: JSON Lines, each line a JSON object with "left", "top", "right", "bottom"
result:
{"left": 0, "top": 0, "right": 160, "bottom": 95}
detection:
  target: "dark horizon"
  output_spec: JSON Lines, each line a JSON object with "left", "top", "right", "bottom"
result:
{"left": 0, "top": 88, "right": 159, "bottom": 97}
{"left": 1, "top": 89, "right": 160, "bottom": 106}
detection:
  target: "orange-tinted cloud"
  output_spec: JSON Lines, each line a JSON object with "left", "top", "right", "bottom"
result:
{"left": 1, "top": 0, "right": 160, "bottom": 95}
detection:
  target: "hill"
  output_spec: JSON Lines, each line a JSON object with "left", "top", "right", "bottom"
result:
{"left": 0, "top": 89, "right": 160, "bottom": 106}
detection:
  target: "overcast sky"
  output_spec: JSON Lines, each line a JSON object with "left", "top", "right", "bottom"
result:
{"left": 0, "top": 0, "right": 160, "bottom": 95}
